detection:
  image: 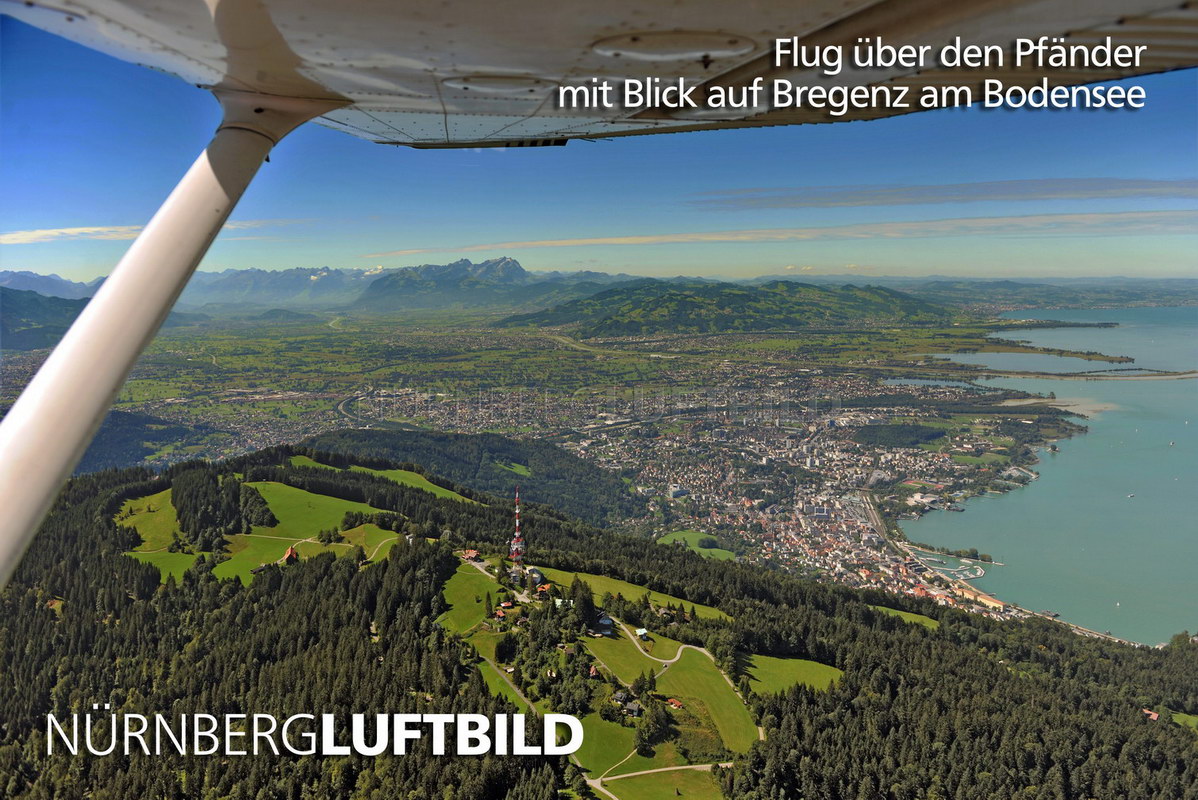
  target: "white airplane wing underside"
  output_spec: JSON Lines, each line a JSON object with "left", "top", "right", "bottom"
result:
{"left": 8, "top": 0, "right": 1198, "bottom": 147}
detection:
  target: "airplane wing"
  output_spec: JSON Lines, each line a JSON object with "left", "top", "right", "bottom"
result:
{"left": 1, "top": 0, "right": 1195, "bottom": 585}
{"left": 6, "top": 0, "right": 1197, "bottom": 147}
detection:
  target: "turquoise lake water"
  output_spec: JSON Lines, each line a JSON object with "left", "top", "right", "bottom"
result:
{"left": 899, "top": 307, "right": 1197, "bottom": 645}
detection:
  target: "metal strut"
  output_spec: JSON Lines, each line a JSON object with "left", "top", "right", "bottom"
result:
{"left": 0, "top": 91, "right": 345, "bottom": 587}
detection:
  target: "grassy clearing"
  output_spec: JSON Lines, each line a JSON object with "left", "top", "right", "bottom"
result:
{"left": 339, "top": 523, "right": 400, "bottom": 559}
{"left": 118, "top": 489, "right": 203, "bottom": 581}
{"left": 351, "top": 465, "right": 479, "bottom": 503}
{"left": 215, "top": 535, "right": 298, "bottom": 582}
{"left": 128, "top": 552, "right": 199, "bottom": 582}
{"left": 210, "top": 482, "right": 395, "bottom": 583}
{"left": 574, "top": 712, "right": 635, "bottom": 776}
{"left": 536, "top": 567, "right": 729, "bottom": 621}
{"left": 745, "top": 654, "right": 842, "bottom": 694}
{"left": 117, "top": 489, "right": 180, "bottom": 551}
{"left": 1172, "top": 711, "right": 1198, "bottom": 731}
{"left": 604, "top": 741, "right": 688, "bottom": 777}
{"left": 496, "top": 460, "right": 532, "bottom": 477}
{"left": 657, "top": 530, "right": 735, "bottom": 561}
{"left": 871, "top": 605, "right": 940, "bottom": 630}
{"left": 250, "top": 481, "right": 389, "bottom": 536}
{"left": 438, "top": 562, "right": 502, "bottom": 634}
{"left": 583, "top": 630, "right": 664, "bottom": 686}
{"left": 657, "top": 649, "right": 757, "bottom": 754}
{"left": 478, "top": 661, "right": 531, "bottom": 712}
{"left": 641, "top": 632, "right": 682, "bottom": 661}
{"left": 289, "top": 454, "right": 479, "bottom": 503}
{"left": 605, "top": 767, "right": 723, "bottom": 800}
{"left": 468, "top": 630, "right": 504, "bottom": 662}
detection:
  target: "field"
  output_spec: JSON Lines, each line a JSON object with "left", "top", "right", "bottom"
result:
{"left": 536, "top": 567, "right": 729, "bottom": 621}
{"left": 289, "top": 454, "right": 478, "bottom": 503}
{"left": 117, "top": 488, "right": 202, "bottom": 581}
{"left": 583, "top": 629, "right": 667, "bottom": 685}
{"left": 574, "top": 712, "right": 637, "bottom": 775}
{"left": 640, "top": 632, "right": 682, "bottom": 661}
{"left": 477, "top": 661, "right": 531, "bottom": 712}
{"left": 350, "top": 465, "right": 479, "bottom": 503}
{"left": 744, "top": 654, "right": 843, "bottom": 694}
{"left": 604, "top": 768, "right": 723, "bottom": 800}
{"left": 657, "top": 530, "right": 735, "bottom": 561}
{"left": 871, "top": 604, "right": 941, "bottom": 630}
{"left": 127, "top": 551, "right": 200, "bottom": 582}
{"left": 496, "top": 460, "right": 531, "bottom": 476}
{"left": 117, "top": 488, "right": 180, "bottom": 550}
{"left": 1172, "top": 710, "right": 1198, "bottom": 731}
{"left": 656, "top": 649, "right": 758, "bottom": 754}
{"left": 603, "top": 741, "right": 690, "bottom": 778}
{"left": 438, "top": 562, "right": 503, "bottom": 634}
{"left": 250, "top": 481, "right": 389, "bottom": 535}
{"left": 207, "top": 482, "right": 397, "bottom": 582}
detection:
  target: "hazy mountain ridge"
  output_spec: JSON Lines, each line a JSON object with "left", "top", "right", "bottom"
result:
{"left": 6, "top": 263, "right": 1194, "bottom": 318}
{"left": 0, "top": 286, "right": 207, "bottom": 351}
{"left": 0, "top": 286, "right": 89, "bottom": 349}
{"left": 352, "top": 257, "right": 634, "bottom": 312}
{"left": 498, "top": 280, "right": 954, "bottom": 336}
{"left": 0, "top": 271, "right": 99, "bottom": 299}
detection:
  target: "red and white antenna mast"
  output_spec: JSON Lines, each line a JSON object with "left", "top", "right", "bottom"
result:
{"left": 508, "top": 486, "right": 525, "bottom": 569}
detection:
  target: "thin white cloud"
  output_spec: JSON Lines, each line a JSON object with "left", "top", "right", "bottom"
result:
{"left": 363, "top": 210, "right": 1198, "bottom": 257}
{"left": 692, "top": 178, "right": 1198, "bottom": 209}
{"left": 0, "top": 225, "right": 143, "bottom": 245}
{"left": 0, "top": 219, "right": 307, "bottom": 246}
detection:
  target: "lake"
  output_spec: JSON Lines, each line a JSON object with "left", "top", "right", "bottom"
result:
{"left": 899, "top": 306, "right": 1198, "bottom": 645}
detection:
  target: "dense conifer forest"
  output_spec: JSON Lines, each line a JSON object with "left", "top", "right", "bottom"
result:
{"left": 1, "top": 449, "right": 1195, "bottom": 799}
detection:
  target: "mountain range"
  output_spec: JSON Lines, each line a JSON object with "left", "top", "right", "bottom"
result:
{"left": 4, "top": 262, "right": 1194, "bottom": 332}
{"left": 0, "top": 259, "right": 637, "bottom": 311}
{"left": 0, "top": 286, "right": 207, "bottom": 351}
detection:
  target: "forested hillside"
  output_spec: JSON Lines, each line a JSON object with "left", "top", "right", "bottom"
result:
{"left": 499, "top": 281, "right": 954, "bottom": 337}
{"left": 1, "top": 450, "right": 1195, "bottom": 799}
{"left": 301, "top": 430, "right": 645, "bottom": 525}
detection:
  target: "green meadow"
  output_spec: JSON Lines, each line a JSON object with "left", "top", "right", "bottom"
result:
{"left": 536, "top": 567, "right": 729, "bottom": 621}
{"left": 439, "top": 562, "right": 503, "bottom": 634}
{"left": 574, "top": 712, "right": 636, "bottom": 775}
{"left": 478, "top": 661, "right": 531, "bottom": 712}
{"left": 117, "top": 488, "right": 180, "bottom": 550}
{"left": 1172, "top": 710, "right": 1198, "bottom": 731}
{"left": 744, "top": 653, "right": 843, "bottom": 694}
{"left": 288, "top": 454, "right": 479, "bottom": 504}
{"left": 604, "top": 768, "right": 723, "bottom": 800}
{"left": 583, "top": 629, "right": 666, "bottom": 685}
{"left": 496, "top": 460, "right": 532, "bottom": 477}
{"left": 603, "top": 741, "right": 689, "bottom": 778}
{"left": 118, "top": 488, "right": 203, "bottom": 581}
{"left": 127, "top": 551, "right": 200, "bottom": 583}
{"left": 210, "top": 482, "right": 395, "bottom": 583}
{"left": 657, "top": 530, "right": 735, "bottom": 561}
{"left": 351, "top": 465, "right": 479, "bottom": 503}
{"left": 871, "top": 604, "right": 941, "bottom": 630}
{"left": 656, "top": 649, "right": 757, "bottom": 754}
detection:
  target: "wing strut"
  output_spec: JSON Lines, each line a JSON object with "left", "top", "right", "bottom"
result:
{"left": 0, "top": 91, "right": 345, "bottom": 586}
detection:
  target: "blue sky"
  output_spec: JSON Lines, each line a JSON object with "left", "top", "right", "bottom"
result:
{"left": 1, "top": 16, "right": 1195, "bottom": 282}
